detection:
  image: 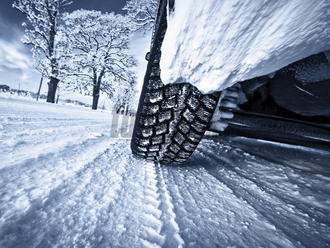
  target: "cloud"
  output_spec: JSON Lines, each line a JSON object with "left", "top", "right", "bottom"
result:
{"left": 0, "top": 36, "right": 41, "bottom": 91}
{"left": 0, "top": 39, "right": 30, "bottom": 70}
{"left": 0, "top": 12, "right": 37, "bottom": 82}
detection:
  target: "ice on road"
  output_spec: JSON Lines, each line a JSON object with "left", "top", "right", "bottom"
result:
{"left": 0, "top": 97, "right": 329, "bottom": 247}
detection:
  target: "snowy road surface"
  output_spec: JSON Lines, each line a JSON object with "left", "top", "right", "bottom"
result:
{"left": 0, "top": 97, "right": 330, "bottom": 248}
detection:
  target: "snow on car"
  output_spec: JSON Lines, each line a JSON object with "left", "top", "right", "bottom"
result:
{"left": 160, "top": 0, "right": 330, "bottom": 93}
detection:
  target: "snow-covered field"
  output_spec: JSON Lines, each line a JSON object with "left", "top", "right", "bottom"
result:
{"left": 161, "top": 0, "right": 330, "bottom": 93}
{"left": 0, "top": 97, "right": 330, "bottom": 247}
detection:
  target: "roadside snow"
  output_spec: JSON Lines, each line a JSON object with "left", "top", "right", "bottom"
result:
{"left": 160, "top": 0, "right": 330, "bottom": 93}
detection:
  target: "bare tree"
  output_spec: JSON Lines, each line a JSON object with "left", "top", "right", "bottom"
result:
{"left": 60, "top": 10, "right": 136, "bottom": 110}
{"left": 13, "top": 0, "right": 72, "bottom": 103}
{"left": 123, "top": 0, "right": 158, "bottom": 32}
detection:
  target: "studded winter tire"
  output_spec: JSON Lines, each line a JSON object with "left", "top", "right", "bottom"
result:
{"left": 130, "top": 0, "right": 220, "bottom": 164}
{"left": 131, "top": 81, "right": 219, "bottom": 164}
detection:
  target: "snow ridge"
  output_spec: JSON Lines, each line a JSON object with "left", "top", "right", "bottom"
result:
{"left": 0, "top": 136, "right": 113, "bottom": 224}
{"left": 196, "top": 140, "right": 330, "bottom": 247}
{"left": 138, "top": 163, "right": 164, "bottom": 248}
{"left": 153, "top": 162, "right": 184, "bottom": 248}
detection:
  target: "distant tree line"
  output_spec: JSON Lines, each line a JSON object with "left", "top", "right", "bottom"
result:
{"left": 0, "top": 84, "right": 47, "bottom": 99}
{"left": 0, "top": 84, "right": 93, "bottom": 107}
{"left": 0, "top": 85, "right": 10, "bottom": 92}
{"left": 13, "top": 0, "right": 157, "bottom": 110}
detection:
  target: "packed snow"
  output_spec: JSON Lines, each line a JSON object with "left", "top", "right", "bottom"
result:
{"left": 160, "top": 0, "right": 330, "bottom": 93}
{"left": 1, "top": 97, "right": 330, "bottom": 247}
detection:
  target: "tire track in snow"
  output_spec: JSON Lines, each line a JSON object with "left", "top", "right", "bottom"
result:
{"left": 93, "top": 157, "right": 182, "bottom": 248}
{"left": 201, "top": 139, "right": 330, "bottom": 197}
{"left": 198, "top": 141, "right": 330, "bottom": 230}
{"left": 101, "top": 159, "right": 164, "bottom": 247}
{"left": 0, "top": 134, "right": 113, "bottom": 223}
{"left": 163, "top": 160, "right": 296, "bottom": 248}
{"left": 1, "top": 137, "right": 170, "bottom": 248}
{"left": 200, "top": 145, "right": 330, "bottom": 226}
{"left": 195, "top": 151, "right": 299, "bottom": 247}
{"left": 195, "top": 141, "right": 330, "bottom": 247}
{"left": 0, "top": 121, "right": 107, "bottom": 151}
{"left": 139, "top": 163, "right": 165, "bottom": 248}
{"left": 159, "top": 167, "right": 187, "bottom": 230}
{"left": 0, "top": 118, "right": 106, "bottom": 142}
{"left": 42, "top": 145, "right": 129, "bottom": 248}
{"left": 152, "top": 162, "right": 184, "bottom": 247}
{"left": 163, "top": 166, "right": 220, "bottom": 247}
{"left": 0, "top": 123, "right": 110, "bottom": 170}
{"left": 0, "top": 142, "right": 129, "bottom": 248}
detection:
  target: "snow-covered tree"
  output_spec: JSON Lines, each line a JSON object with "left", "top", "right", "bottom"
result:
{"left": 112, "top": 79, "right": 138, "bottom": 114}
{"left": 61, "top": 10, "right": 136, "bottom": 110}
{"left": 123, "top": 0, "right": 158, "bottom": 32}
{"left": 13, "top": 0, "right": 72, "bottom": 103}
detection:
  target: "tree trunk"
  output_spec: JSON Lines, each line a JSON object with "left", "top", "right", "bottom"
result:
{"left": 47, "top": 77, "right": 59, "bottom": 103}
{"left": 46, "top": 8, "right": 59, "bottom": 104}
{"left": 92, "top": 69, "right": 105, "bottom": 110}
{"left": 92, "top": 84, "right": 100, "bottom": 110}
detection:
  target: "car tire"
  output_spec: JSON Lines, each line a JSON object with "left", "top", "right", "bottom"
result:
{"left": 130, "top": 0, "right": 220, "bottom": 164}
{"left": 131, "top": 80, "right": 219, "bottom": 164}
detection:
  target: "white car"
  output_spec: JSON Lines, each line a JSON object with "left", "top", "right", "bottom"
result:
{"left": 131, "top": 0, "right": 330, "bottom": 163}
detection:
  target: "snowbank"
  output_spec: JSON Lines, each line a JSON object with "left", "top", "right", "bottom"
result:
{"left": 160, "top": 0, "right": 330, "bottom": 93}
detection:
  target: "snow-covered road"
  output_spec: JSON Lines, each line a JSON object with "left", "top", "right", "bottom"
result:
{"left": 0, "top": 97, "right": 329, "bottom": 247}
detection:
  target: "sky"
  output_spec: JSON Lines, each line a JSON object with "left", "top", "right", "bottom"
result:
{"left": 0, "top": 0, "right": 149, "bottom": 96}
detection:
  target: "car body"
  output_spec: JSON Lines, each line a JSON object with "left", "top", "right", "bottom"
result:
{"left": 131, "top": 0, "right": 330, "bottom": 164}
